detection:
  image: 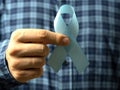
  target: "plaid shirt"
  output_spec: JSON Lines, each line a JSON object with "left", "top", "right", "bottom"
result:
{"left": 0, "top": 0, "right": 120, "bottom": 90}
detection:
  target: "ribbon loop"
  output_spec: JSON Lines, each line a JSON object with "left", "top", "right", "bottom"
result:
{"left": 48, "top": 5, "right": 89, "bottom": 73}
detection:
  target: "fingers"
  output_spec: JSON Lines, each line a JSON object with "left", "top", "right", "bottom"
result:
{"left": 13, "top": 68, "right": 43, "bottom": 83}
{"left": 7, "top": 54, "right": 45, "bottom": 83}
{"left": 11, "top": 29, "right": 70, "bottom": 45}
{"left": 6, "top": 41, "right": 48, "bottom": 83}
{"left": 6, "top": 29, "right": 70, "bottom": 83}
{"left": 11, "top": 57, "right": 45, "bottom": 70}
{"left": 9, "top": 43, "right": 49, "bottom": 57}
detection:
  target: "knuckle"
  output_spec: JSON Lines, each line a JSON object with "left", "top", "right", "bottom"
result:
{"left": 41, "top": 45, "right": 46, "bottom": 52}
{"left": 40, "top": 45, "right": 48, "bottom": 56}
{"left": 11, "top": 30, "right": 21, "bottom": 41}
{"left": 13, "top": 70, "right": 33, "bottom": 83}
{"left": 14, "top": 73, "right": 22, "bottom": 80}
{"left": 11, "top": 29, "right": 25, "bottom": 42}
{"left": 8, "top": 45, "right": 20, "bottom": 56}
{"left": 10, "top": 60, "right": 20, "bottom": 69}
{"left": 39, "top": 30, "right": 47, "bottom": 39}
{"left": 39, "top": 30, "right": 48, "bottom": 43}
{"left": 32, "top": 58, "right": 45, "bottom": 67}
{"left": 12, "top": 71, "right": 25, "bottom": 82}
{"left": 40, "top": 44, "right": 45, "bottom": 50}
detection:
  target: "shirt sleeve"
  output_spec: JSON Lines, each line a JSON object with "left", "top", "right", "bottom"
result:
{"left": 0, "top": 1, "right": 23, "bottom": 89}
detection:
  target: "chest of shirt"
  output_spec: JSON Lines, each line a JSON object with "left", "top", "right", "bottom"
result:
{"left": 1, "top": 0, "right": 120, "bottom": 45}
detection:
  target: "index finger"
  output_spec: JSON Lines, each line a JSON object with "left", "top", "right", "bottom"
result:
{"left": 12, "top": 29, "right": 70, "bottom": 46}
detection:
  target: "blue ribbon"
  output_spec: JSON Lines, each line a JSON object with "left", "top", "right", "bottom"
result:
{"left": 48, "top": 5, "right": 89, "bottom": 73}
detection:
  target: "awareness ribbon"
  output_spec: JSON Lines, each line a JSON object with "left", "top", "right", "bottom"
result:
{"left": 48, "top": 5, "right": 89, "bottom": 73}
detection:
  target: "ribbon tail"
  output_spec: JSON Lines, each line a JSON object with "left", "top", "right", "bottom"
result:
{"left": 48, "top": 46, "right": 67, "bottom": 72}
{"left": 69, "top": 42, "right": 89, "bottom": 73}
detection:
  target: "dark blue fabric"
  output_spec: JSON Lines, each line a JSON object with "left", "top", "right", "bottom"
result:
{"left": 0, "top": 0, "right": 120, "bottom": 89}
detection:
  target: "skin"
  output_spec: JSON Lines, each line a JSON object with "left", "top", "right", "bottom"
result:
{"left": 5, "top": 29, "right": 69, "bottom": 83}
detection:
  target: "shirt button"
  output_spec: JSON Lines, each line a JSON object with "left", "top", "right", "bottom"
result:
{"left": 63, "top": 60, "right": 69, "bottom": 66}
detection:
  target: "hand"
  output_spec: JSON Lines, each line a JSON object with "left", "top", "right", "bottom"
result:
{"left": 6, "top": 29, "right": 69, "bottom": 83}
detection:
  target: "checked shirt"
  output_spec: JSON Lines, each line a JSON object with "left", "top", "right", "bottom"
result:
{"left": 0, "top": 0, "right": 120, "bottom": 90}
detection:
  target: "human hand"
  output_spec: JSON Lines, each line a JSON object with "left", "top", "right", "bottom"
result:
{"left": 5, "top": 29, "right": 69, "bottom": 83}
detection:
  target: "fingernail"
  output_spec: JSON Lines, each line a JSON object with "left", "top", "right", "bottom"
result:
{"left": 63, "top": 37, "right": 70, "bottom": 45}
